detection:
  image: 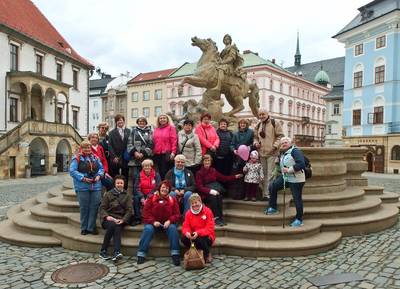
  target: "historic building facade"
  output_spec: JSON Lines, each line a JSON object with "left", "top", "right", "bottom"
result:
{"left": 101, "top": 73, "right": 131, "bottom": 128}
{"left": 167, "top": 51, "right": 329, "bottom": 146}
{"left": 89, "top": 75, "right": 114, "bottom": 132}
{"left": 334, "top": 0, "right": 400, "bottom": 173}
{"left": 0, "top": 0, "right": 93, "bottom": 178}
{"left": 286, "top": 34, "right": 346, "bottom": 147}
{"left": 126, "top": 68, "right": 175, "bottom": 127}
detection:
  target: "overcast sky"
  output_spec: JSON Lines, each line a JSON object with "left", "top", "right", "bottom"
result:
{"left": 33, "top": 0, "right": 367, "bottom": 77}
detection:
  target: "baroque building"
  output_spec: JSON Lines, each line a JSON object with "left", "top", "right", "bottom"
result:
{"left": 167, "top": 51, "right": 329, "bottom": 146}
{"left": 286, "top": 34, "right": 346, "bottom": 147}
{"left": 126, "top": 68, "right": 176, "bottom": 127}
{"left": 0, "top": 0, "right": 93, "bottom": 178}
{"left": 334, "top": 0, "right": 400, "bottom": 173}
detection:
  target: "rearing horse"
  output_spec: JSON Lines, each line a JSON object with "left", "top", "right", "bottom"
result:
{"left": 178, "top": 36, "right": 259, "bottom": 117}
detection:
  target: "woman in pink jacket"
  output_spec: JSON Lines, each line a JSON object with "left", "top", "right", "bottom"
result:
{"left": 153, "top": 114, "right": 177, "bottom": 179}
{"left": 195, "top": 113, "right": 220, "bottom": 156}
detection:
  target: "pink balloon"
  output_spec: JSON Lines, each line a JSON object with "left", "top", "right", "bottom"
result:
{"left": 237, "top": 145, "right": 250, "bottom": 161}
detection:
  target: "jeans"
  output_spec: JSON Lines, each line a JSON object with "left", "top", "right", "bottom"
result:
{"left": 133, "top": 194, "right": 151, "bottom": 221}
{"left": 101, "top": 220, "right": 124, "bottom": 253}
{"left": 260, "top": 156, "right": 277, "bottom": 197}
{"left": 169, "top": 191, "right": 193, "bottom": 216}
{"left": 269, "top": 175, "right": 304, "bottom": 221}
{"left": 76, "top": 190, "right": 101, "bottom": 232}
{"left": 181, "top": 236, "right": 212, "bottom": 258}
{"left": 137, "top": 224, "right": 180, "bottom": 257}
{"left": 206, "top": 194, "right": 223, "bottom": 219}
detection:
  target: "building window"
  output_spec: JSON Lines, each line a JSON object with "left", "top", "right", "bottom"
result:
{"left": 73, "top": 110, "right": 79, "bottom": 129}
{"left": 333, "top": 103, "right": 340, "bottom": 115}
{"left": 9, "top": 98, "right": 18, "bottom": 122}
{"left": 131, "top": 92, "right": 138, "bottom": 102}
{"left": 391, "top": 145, "right": 400, "bottom": 160}
{"left": 57, "top": 107, "right": 63, "bottom": 123}
{"left": 73, "top": 70, "right": 78, "bottom": 89}
{"left": 353, "top": 109, "right": 361, "bottom": 125}
{"left": 131, "top": 108, "right": 138, "bottom": 118}
{"left": 93, "top": 100, "right": 98, "bottom": 108}
{"left": 288, "top": 101, "right": 293, "bottom": 116}
{"left": 279, "top": 98, "right": 284, "bottom": 114}
{"left": 354, "top": 44, "right": 363, "bottom": 56}
{"left": 155, "top": 106, "right": 162, "bottom": 117}
{"left": 36, "top": 54, "right": 43, "bottom": 75}
{"left": 56, "top": 63, "right": 63, "bottom": 81}
{"left": 374, "top": 106, "right": 383, "bottom": 124}
{"left": 10, "top": 44, "right": 18, "bottom": 71}
{"left": 143, "top": 107, "right": 150, "bottom": 117}
{"left": 270, "top": 79, "right": 273, "bottom": 90}
{"left": 155, "top": 89, "right": 162, "bottom": 100}
{"left": 376, "top": 35, "right": 386, "bottom": 49}
{"left": 353, "top": 71, "right": 363, "bottom": 88}
{"left": 375, "top": 65, "right": 385, "bottom": 84}
{"left": 143, "top": 91, "right": 150, "bottom": 101}
{"left": 327, "top": 124, "right": 332, "bottom": 135}
{"left": 287, "top": 124, "right": 292, "bottom": 138}
{"left": 269, "top": 97, "right": 274, "bottom": 112}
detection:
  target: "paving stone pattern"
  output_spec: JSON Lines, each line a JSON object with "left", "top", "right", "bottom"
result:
{"left": 0, "top": 173, "right": 399, "bottom": 289}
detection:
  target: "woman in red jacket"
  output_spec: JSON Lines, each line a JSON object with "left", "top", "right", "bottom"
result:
{"left": 195, "top": 154, "right": 242, "bottom": 226}
{"left": 195, "top": 113, "right": 220, "bottom": 156}
{"left": 137, "top": 180, "right": 181, "bottom": 266}
{"left": 89, "top": 132, "right": 113, "bottom": 190}
{"left": 182, "top": 193, "right": 215, "bottom": 263}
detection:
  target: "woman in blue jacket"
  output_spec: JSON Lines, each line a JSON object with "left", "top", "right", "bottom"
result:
{"left": 70, "top": 140, "right": 104, "bottom": 235}
{"left": 265, "top": 137, "right": 306, "bottom": 227}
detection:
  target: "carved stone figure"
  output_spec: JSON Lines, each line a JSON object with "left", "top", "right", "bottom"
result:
{"left": 178, "top": 36, "right": 259, "bottom": 122}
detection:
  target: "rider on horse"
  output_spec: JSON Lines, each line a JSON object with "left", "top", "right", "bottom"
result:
{"left": 212, "top": 34, "right": 246, "bottom": 91}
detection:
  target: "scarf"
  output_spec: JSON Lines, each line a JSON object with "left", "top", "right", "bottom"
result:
{"left": 190, "top": 204, "right": 203, "bottom": 215}
{"left": 258, "top": 117, "right": 270, "bottom": 139}
{"left": 174, "top": 167, "right": 186, "bottom": 189}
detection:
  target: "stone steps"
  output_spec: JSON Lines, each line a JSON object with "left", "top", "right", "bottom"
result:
{"left": 30, "top": 203, "right": 76, "bottom": 223}
{"left": 302, "top": 187, "right": 365, "bottom": 207}
{"left": 0, "top": 220, "right": 61, "bottom": 247}
{"left": 50, "top": 223, "right": 342, "bottom": 258}
{"left": 315, "top": 204, "right": 399, "bottom": 236}
{"left": 304, "top": 196, "right": 382, "bottom": 218}
{"left": 62, "top": 189, "right": 77, "bottom": 202}
{"left": 12, "top": 210, "right": 55, "bottom": 236}
{"left": 224, "top": 208, "right": 297, "bottom": 226}
{"left": 379, "top": 192, "right": 400, "bottom": 204}
{"left": 47, "top": 196, "right": 79, "bottom": 212}
{"left": 364, "top": 186, "right": 384, "bottom": 195}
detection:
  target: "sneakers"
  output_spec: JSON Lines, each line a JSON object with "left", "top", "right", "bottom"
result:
{"left": 265, "top": 207, "right": 278, "bottom": 215}
{"left": 111, "top": 252, "right": 123, "bottom": 262}
{"left": 244, "top": 197, "right": 250, "bottom": 201}
{"left": 137, "top": 256, "right": 145, "bottom": 265}
{"left": 99, "top": 250, "right": 110, "bottom": 260}
{"left": 290, "top": 219, "right": 304, "bottom": 227}
{"left": 251, "top": 197, "right": 257, "bottom": 202}
{"left": 172, "top": 255, "right": 180, "bottom": 266}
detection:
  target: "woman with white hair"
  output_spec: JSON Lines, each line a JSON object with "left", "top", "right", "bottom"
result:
{"left": 165, "top": 154, "right": 196, "bottom": 215}
{"left": 265, "top": 137, "right": 306, "bottom": 227}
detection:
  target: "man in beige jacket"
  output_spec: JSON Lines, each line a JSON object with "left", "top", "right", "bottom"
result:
{"left": 253, "top": 109, "right": 284, "bottom": 199}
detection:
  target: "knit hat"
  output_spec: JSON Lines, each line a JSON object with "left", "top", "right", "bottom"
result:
{"left": 250, "top": 150, "right": 259, "bottom": 160}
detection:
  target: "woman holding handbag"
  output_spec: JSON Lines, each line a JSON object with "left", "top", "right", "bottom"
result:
{"left": 182, "top": 193, "right": 215, "bottom": 264}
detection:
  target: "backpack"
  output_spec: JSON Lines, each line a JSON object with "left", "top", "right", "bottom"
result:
{"left": 304, "top": 156, "right": 312, "bottom": 179}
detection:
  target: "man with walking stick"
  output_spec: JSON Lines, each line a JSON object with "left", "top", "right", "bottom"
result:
{"left": 265, "top": 137, "right": 306, "bottom": 227}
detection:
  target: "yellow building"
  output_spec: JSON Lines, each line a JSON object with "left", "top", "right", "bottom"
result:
{"left": 126, "top": 68, "right": 175, "bottom": 127}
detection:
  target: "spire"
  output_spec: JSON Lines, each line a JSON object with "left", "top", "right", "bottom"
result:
{"left": 295, "top": 31, "right": 301, "bottom": 66}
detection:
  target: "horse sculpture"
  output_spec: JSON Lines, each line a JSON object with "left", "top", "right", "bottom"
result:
{"left": 178, "top": 36, "right": 259, "bottom": 119}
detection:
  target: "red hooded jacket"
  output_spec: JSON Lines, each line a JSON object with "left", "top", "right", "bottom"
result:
{"left": 142, "top": 193, "right": 181, "bottom": 224}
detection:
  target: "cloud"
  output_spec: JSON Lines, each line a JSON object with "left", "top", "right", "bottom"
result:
{"left": 33, "top": 0, "right": 368, "bottom": 75}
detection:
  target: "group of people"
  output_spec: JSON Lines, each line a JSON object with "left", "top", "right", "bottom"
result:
{"left": 69, "top": 108, "right": 309, "bottom": 265}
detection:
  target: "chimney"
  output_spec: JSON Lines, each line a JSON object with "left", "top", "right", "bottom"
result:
{"left": 272, "top": 58, "right": 276, "bottom": 64}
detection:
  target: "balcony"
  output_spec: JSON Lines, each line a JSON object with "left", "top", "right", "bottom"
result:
{"left": 388, "top": 122, "right": 400, "bottom": 134}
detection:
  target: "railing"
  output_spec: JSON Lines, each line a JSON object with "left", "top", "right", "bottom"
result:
{"left": 0, "top": 120, "right": 83, "bottom": 155}
{"left": 388, "top": 122, "right": 400, "bottom": 134}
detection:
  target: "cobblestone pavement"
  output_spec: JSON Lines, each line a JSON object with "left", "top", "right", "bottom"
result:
{"left": 362, "top": 172, "right": 400, "bottom": 193}
{"left": 0, "top": 173, "right": 399, "bottom": 289}
{"left": 0, "top": 173, "right": 67, "bottom": 221}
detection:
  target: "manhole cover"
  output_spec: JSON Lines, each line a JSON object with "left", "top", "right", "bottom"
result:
{"left": 51, "top": 263, "right": 109, "bottom": 284}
